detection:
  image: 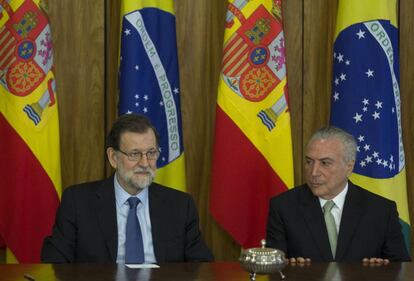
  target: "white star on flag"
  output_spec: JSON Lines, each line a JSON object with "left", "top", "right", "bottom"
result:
{"left": 372, "top": 111, "right": 380, "bottom": 119}
{"left": 356, "top": 29, "right": 365, "bottom": 39}
{"left": 353, "top": 112, "right": 363, "bottom": 123}
{"left": 375, "top": 101, "right": 383, "bottom": 109}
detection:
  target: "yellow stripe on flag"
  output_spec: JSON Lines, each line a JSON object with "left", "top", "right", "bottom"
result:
{"left": 218, "top": 80, "right": 294, "bottom": 187}
{"left": 0, "top": 71, "right": 62, "bottom": 193}
{"left": 335, "top": 0, "right": 397, "bottom": 39}
{"left": 155, "top": 153, "right": 186, "bottom": 192}
{"left": 121, "top": 0, "right": 174, "bottom": 17}
{"left": 351, "top": 169, "right": 409, "bottom": 223}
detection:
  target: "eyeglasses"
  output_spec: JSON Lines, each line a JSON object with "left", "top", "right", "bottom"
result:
{"left": 117, "top": 148, "right": 160, "bottom": 161}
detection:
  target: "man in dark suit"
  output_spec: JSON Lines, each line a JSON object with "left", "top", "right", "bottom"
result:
{"left": 42, "top": 114, "right": 213, "bottom": 263}
{"left": 266, "top": 126, "right": 410, "bottom": 263}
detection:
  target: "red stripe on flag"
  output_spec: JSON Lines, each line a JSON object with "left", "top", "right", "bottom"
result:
{"left": 210, "top": 106, "right": 288, "bottom": 248}
{"left": 222, "top": 36, "right": 245, "bottom": 65}
{"left": 222, "top": 36, "right": 249, "bottom": 77}
{"left": 0, "top": 27, "right": 16, "bottom": 71}
{"left": 0, "top": 114, "right": 59, "bottom": 263}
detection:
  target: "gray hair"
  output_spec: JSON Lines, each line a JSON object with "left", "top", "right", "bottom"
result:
{"left": 308, "top": 126, "right": 357, "bottom": 163}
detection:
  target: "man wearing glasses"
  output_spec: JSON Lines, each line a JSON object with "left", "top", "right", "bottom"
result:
{"left": 41, "top": 114, "right": 213, "bottom": 264}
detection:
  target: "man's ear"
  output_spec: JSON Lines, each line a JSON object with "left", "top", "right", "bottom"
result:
{"left": 346, "top": 159, "right": 355, "bottom": 177}
{"left": 106, "top": 147, "right": 118, "bottom": 169}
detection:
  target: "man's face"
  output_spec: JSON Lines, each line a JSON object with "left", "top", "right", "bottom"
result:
{"left": 305, "top": 137, "right": 354, "bottom": 200}
{"left": 107, "top": 130, "right": 158, "bottom": 195}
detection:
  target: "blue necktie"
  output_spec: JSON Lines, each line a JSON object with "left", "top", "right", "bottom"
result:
{"left": 125, "top": 197, "right": 145, "bottom": 264}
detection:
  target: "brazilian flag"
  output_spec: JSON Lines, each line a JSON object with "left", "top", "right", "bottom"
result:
{"left": 118, "top": 0, "right": 186, "bottom": 191}
{"left": 330, "top": 0, "right": 410, "bottom": 250}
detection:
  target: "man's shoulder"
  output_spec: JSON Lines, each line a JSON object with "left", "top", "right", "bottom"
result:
{"left": 149, "top": 183, "right": 191, "bottom": 200}
{"left": 270, "top": 184, "right": 309, "bottom": 204}
{"left": 148, "top": 183, "right": 197, "bottom": 214}
{"left": 62, "top": 177, "right": 113, "bottom": 196}
{"left": 349, "top": 182, "right": 395, "bottom": 206}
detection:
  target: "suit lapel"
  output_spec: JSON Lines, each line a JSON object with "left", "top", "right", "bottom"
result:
{"left": 300, "top": 186, "right": 333, "bottom": 261}
{"left": 93, "top": 176, "right": 118, "bottom": 262}
{"left": 148, "top": 184, "right": 166, "bottom": 263}
{"left": 335, "top": 183, "right": 365, "bottom": 261}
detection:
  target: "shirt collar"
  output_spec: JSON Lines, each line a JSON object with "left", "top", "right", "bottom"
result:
{"left": 114, "top": 174, "right": 149, "bottom": 208}
{"left": 319, "top": 182, "right": 348, "bottom": 210}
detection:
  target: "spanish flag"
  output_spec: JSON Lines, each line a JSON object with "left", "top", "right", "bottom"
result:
{"left": 330, "top": 0, "right": 411, "bottom": 249}
{"left": 0, "top": 0, "right": 61, "bottom": 262}
{"left": 118, "top": 0, "right": 186, "bottom": 191}
{"left": 210, "top": 0, "right": 294, "bottom": 248}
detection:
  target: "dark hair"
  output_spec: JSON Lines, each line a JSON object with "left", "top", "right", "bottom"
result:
{"left": 106, "top": 114, "right": 160, "bottom": 150}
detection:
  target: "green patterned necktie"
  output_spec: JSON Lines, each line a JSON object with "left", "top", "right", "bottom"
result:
{"left": 323, "top": 200, "right": 337, "bottom": 259}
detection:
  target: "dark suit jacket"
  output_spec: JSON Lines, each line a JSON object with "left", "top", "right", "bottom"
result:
{"left": 41, "top": 176, "right": 213, "bottom": 263}
{"left": 266, "top": 182, "right": 410, "bottom": 262}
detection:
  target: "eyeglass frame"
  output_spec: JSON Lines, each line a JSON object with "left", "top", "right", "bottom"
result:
{"left": 116, "top": 148, "right": 161, "bottom": 161}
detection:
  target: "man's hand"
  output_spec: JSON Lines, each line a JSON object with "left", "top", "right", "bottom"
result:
{"left": 362, "top": 257, "right": 390, "bottom": 265}
{"left": 289, "top": 257, "right": 311, "bottom": 264}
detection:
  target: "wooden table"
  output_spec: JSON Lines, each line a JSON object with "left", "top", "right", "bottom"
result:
{"left": 1, "top": 262, "right": 413, "bottom": 281}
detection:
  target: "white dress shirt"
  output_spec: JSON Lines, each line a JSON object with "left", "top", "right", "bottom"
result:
{"left": 114, "top": 175, "right": 156, "bottom": 263}
{"left": 319, "top": 183, "right": 348, "bottom": 232}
